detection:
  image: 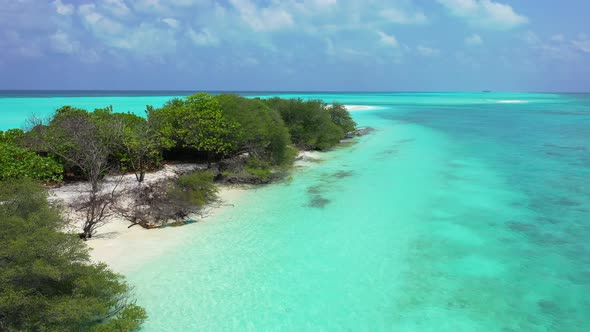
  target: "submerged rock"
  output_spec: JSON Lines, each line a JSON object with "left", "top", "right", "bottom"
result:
{"left": 345, "top": 126, "right": 374, "bottom": 138}
{"left": 308, "top": 195, "right": 331, "bottom": 208}
{"left": 331, "top": 170, "right": 354, "bottom": 179}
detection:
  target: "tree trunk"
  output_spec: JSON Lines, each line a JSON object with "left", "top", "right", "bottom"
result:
{"left": 137, "top": 159, "right": 145, "bottom": 182}
{"left": 136, "top": 171, "right": 145, "bottom": 182}
{"left": 207, "top": 151, "right": 213, "bottom": 169}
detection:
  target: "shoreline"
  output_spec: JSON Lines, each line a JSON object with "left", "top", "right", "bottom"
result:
{"left": 85, "top": 185, "right": 250, "bottom": 274}
{"left": 51, "top": 150, "right": 325, "bottom": 274}
{"left": 344, "top": 105, "right": 379, "bottom": 111}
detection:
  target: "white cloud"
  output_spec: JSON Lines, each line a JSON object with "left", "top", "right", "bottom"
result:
{"left": 380, "top": 8, "right": 427, "bottom": 25}
{"left": 168, "top": 0, "right": 211, "bottom": 6}
{"left": 572, "top": 38, "right": 590, "bottom": 53}
{"left": 230, "top": 0, "right": 294, "bottom": 32}
{"left": 416, "top": 45, "right": 440, "bottom": 57}
{"left": 437, "top": 0, "right": 528, "bottom": 30}
{"left": 79, "top": 4, "right": 125, "bottom": 36}
{"left": 112, "top": 23, "right": 177, "bottom": 56}
{"left": 50, "top": 30, "right": 78, "bottom": 54}
{"left": 304, "top": 0, "right": 337, "bottom": 9}
{"left": 53, "top": 0, "right": 74, "bottom": 15}
{"left": 377, "top": 31, "right": 398, "bottom": 47}
{"left": 240, "top": 56, "right": 259, "bottom": 66}
{"left": 465, "top": 33, "right": 483, "bottom": 45}
{"left": 133, "top": 0, "right": 165, "bottom": 12}
{"left": 79, "top": 4, "right": 101, "bottom": 25}
{"left": 161, "top": 18, "right": 180, "bottom": 28}
{"left": 188, "top": 28, "right": 219, "bottom": 46}
{"left": 523, "top": 31, "right": 578, "bottom": 61}
{"left": 523, "top": 31, "right": 541, "bottom": 46}
{"left": 78, "top": 3, "right": 177, "bottom": 57}
{"left": 102, "top": 0, "right": 131, "bottom": 17}
{"left": 551, "top": 34, "right": 565, "bottom": 42}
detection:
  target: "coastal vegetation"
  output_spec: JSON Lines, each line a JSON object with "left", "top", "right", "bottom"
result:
{"left": 0, "top": 129, "right": 63, "bottom": 182}
{"left": 0, "top": 92, "right": 359, "bottom": 331}
{"left": 114, "top": 170, "right": 219, "bottom": 229}
{"left": 1, "top": 92, "right": 357, "bottom": 235}
{"left": 264, "top": 98, "right": 356, "bottom": 150}
{"left": 0, "top": 179, "right": 146, "bottom": 331}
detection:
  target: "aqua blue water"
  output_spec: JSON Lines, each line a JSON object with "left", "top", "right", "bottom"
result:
{"left": 2, "top": 92, "right": 589, "bottom": 331}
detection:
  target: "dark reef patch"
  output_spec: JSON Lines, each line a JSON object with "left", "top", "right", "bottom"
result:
{"left": 544, "top": 143, "right": 587, "bottom": 151}
{"left": 306, "top": 185, "right": 323, "bottom": 194}
{"left": 308, "top": 195, "right": 331, "bottom": 208}
{"left": 539, "top": 110, "right": 589, "bottom": 116}
{"left": 554, "top": 197, "right": 581, "bottom": 207}
{"left": 332, "top": 170, "right": 354, "bottom": 179}
{"left": 537, "top": 299, "right": 560, "bottom": 315}
{"left": 382, "top": 148, "right": 399, "bottom": 156}
{"left": 506, "top": 220, "right": 537, "bottom": 235}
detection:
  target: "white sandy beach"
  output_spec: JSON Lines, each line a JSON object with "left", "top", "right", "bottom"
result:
{"left": 51, "top": 151, "right": 324, "bottom": 274}
{"left": 344, "top": 105, "right": 378, "bottom": 111}
{"left": 83, "top": 186, "right": 248, "bottom": 274}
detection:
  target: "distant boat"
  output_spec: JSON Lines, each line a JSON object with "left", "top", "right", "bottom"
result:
{"left": 482, "top": 90, "right": 492, "bottom": 93}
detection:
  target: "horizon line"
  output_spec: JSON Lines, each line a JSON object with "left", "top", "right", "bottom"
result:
{"left": 0, "top": 89, "right": 589, "bottom": 94}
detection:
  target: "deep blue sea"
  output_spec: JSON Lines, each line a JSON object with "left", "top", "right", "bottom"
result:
{"left": 1, "top": 91, "right": 589, "bottom": 331}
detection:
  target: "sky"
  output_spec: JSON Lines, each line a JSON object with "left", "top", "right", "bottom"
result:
{"left": 0, "top": 0, "right": 589, "bottom": 92}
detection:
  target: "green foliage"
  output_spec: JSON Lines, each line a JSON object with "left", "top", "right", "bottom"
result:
{"left": 328, "top": 102, "right": 357, "bottom": 133}
{"left": 152, "top": 93, "right": 238, "bottom": 163}
{"left": 1, "top": 94, "right": 355, "bottom": 186}
{"left": 113, "top": 111, "right": 165, "bottom": 182}
{"left": 0, "top": 128, "right": 26, "bottom": 144}
{"left": 35, "top": 105, "right": 123, "bottom": 186}
{"left": 0, "top": 142, "right": 63, "bottom": 182}
{"left": 245, "top": 158, "right": 272, "bottom": 181}
{"left": 0, "top": 179, "right": 146, "bottom": 331}
{"left": 216, "top": 94, "right": 292, "bottom": 165}
{"left": 168, "top": 170, "right": 218, "bottom": 209}
{"left": 263, "top": 98, "right": 348, "bottom": 150}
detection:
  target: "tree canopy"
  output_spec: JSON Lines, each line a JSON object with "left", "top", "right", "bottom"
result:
{"left": 151, "top": 92, "right": 238, "bottom": 166}
{"left": 216, "top": 94, "right": 291, "bottom": 164}
{"left": 0, "top": 179, "right": 146, "bottom": 331}
{"left": 263, "top": 98, "right": 348, "bottom": 150}
{"left": 4, "top": 92, "right": 357, "bottom": 186}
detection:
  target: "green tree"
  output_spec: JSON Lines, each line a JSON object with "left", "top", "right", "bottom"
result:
{"left": 216, "top": 94, "right": 291, "bottom": 165}
{"left": 0, "top": 142, "right": 63, "bottom": 182}
{"left": 114, "top": 109, "right": 166, "bottom": 182}
{"left": 0, "top": 128, "right": 26, "bottom": 144}
{"left": 182, "top": 93, "right": 238, "bottom": 167}
{"left": 0, "top": 179, "right": 146, "bottom": 331}
{"left": 29, "top": 106, "right": 124, "bottom": 239}
{"left": 264, "top": 98, "right": 345, "bottom": 150}
{"left": 327, "top": 102, "right": 357, "bottom": 133}
{"left": 155, "top": 93, "right": 238, "bottom": 167}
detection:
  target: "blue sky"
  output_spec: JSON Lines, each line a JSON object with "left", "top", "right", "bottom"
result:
{"left": 0, "top": 0, "right": 589, "bottom": 91}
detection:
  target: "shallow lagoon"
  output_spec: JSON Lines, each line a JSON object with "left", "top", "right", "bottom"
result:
{"left": 2, "top": 92, "right": 589, "bottom": 331}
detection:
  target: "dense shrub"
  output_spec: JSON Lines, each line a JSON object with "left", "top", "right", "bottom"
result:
{"left": 150, "top": 93, "right": 238, "bottom": 166}
{"left": 6, "top": 93, "right": 356, "bottom": 185}
{"left": 0, "top": 128, "right": 26, "bottom": 144}
{"left": 0, "top": 179, "right": 146, "bottom": 331}
{"left": 0, "top": 142, "right": 63, "bottom": 182}
{"left": 115, "top": 170, "right": 218, "bottom": 227}
{"left": 263, "top": 98, "right": 347, "bottom": 150}
{"left": 169, "top": 170, "right": 218, "bottom": 212}
{"left": 216, "top": 94, "right": 292, "bottom": 165}
{"left": 328, "top": 102, "right": 357, "bottom": 133}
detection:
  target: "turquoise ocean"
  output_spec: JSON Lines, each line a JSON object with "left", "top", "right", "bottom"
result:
{"left": 1, "top": 92, "right": 589, "bottom": 331}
